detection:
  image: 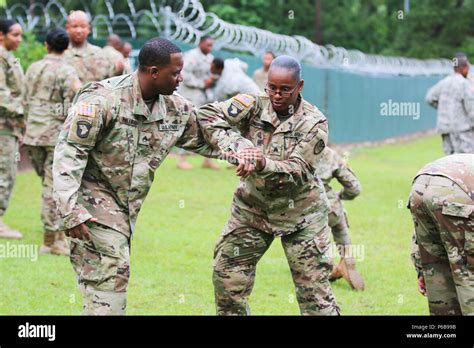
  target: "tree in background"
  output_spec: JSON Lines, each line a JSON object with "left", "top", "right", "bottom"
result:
{"left": 3, "top": 0, "right": 474, "bottom": 60}
{"left": 14, "top": 31, "right": 46, "bottom": 71}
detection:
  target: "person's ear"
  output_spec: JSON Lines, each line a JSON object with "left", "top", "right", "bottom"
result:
{"left": 150, "top": 66, "right": 159, "bottom": 78}
{"left": 298, "top": 80, "right": 304, "bottom": 92}
{"left": 0, "top": 32, "right": 4, "bottom": 41}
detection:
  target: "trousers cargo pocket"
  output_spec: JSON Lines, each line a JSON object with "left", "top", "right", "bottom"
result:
{"left": 79, "top": 223, "right": 130, "bottom": 292}
{"left": 313, "top": 226, "right": 331, "bottom": 255}
{"left": 466, "top": 229, "right": 474, "bottom": 271}
{"left": 441, "top": 202, "right": 473, "bottom": 218}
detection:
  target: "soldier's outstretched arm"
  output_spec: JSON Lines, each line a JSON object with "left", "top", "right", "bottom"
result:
{"left": 53, "top": 97, "right": 105, "bottom": 233}
{"left": 175, "top": 108, "right": 222, "bottom": 158}
{"left": 334, "top": 152, "right": 362, "bottom": 200}
{"left": 0, "top": 57, "right": 23, "bottom": 118}
{"left": 462, "top": 79, "right": 474, "bottom": 121}
{"left": 196, "top": 95, "right": 258, "bottom": 162}
{"left": 425, "top": 81, "right": 441, "bottom": 109}
{"left": 197, "top": 94, "right": 258, "bottom": 155}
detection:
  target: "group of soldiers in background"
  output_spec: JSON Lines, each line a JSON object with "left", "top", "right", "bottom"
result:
{"left": 0, "top": 11, "right": 132, "bottom": 255}
{"left": 0, "top": 8, "right": 471, "bottom": 316}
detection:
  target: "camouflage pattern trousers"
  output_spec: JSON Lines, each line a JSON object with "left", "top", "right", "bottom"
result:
{"left": 26, "top": 146, "right": 60, "bottom": 233}
{"left": 213, "top": 219, "right": 340, "bottom": 315}
{"left": 69, "top": 222, "right": 130, "bottom": 315}
{"left": 0, "top": 135, "right": 19, "bottom": 217}
{"left": 442, "top": 130, "right": 474, "bottom": 155}
{"left": 409, "top": 174, "right": 474, "bottom": 315}
{"left": 328, "top": 200, "right": 352, "bottom": 256}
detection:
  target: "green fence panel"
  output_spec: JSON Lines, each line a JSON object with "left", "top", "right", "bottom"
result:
{"left": 113, "top": 39, "right": 442, "bottom": 144}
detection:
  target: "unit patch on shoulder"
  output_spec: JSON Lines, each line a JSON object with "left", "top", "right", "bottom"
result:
{"left": 227, "top": 101, "right": 244, "bottom": 117}
{"left": 76, "top": 120, "right": 92, "bottom": 139}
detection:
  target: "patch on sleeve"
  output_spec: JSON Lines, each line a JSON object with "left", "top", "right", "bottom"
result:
{"left": 226, "top": 94, "right": 255, "bottom": 118}
{"left": 76, "top": 120, "right": 92, "bottom": 138}
{"left": 227, "top": 101, "right": 244, "bottom": 117}
{"left": 314, "top": 139, "right": 326, "bottom": 155}
{"left": 77, "top": 103, "right": 97, "bottom": 118}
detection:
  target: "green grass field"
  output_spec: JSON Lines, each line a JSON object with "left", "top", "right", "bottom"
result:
{"left": 0, "top": 134, "right": 444, "bottom": 315}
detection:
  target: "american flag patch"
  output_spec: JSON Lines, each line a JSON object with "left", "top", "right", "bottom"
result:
{"left": 77, "top": 104, "right": 97, "bottom": 118}
{"left": 233, "top": 94, "right": 254, "bottom": 108}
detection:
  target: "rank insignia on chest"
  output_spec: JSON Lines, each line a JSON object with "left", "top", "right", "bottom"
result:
{"left": 272, "top": 143, "right": 282, "bottom": 155}
{"left": 159, "top": 124, "right": 179, "bottom": 132}
{"left": 77, "top": 103, "right": 97, "bottom": 118}
{"left": 139, "top": 132, "right": 152, "bottom": 146}
{"left": 76, "top": 120, "right": 92, "bottom": 138}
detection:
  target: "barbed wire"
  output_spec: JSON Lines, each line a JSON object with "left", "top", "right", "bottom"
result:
{"left": 2, "top": 0, "right": 452, "bottom": 75}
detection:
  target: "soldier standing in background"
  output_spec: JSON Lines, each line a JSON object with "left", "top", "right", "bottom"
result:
{"left": 426, "top": 53, "right": 474, "bottom": 154}
{"left": 177, "top": 35, "right": 220, "bottom": 170}
{"left": 121, "top": 41, "right": 133, "bottom": 74}
{"left": 409, "top": 154, "right": 473, "bottom": 315}
{"left": 317, "top": 147, "right": 364, "bottom": 290}
{"left": 252, "top": 51, "right": 275, "bottom": 92}
{"left": 0, "top": 19, "right": 24, "bottom": 240}
{"left": 64, "top": 11, "right": 115, "bottom": 83}
{"left": 23, "top": 28, "right": 82, "bottom": 256}
{"left": 102, "top": 33, "right": 125, "bottom": 76}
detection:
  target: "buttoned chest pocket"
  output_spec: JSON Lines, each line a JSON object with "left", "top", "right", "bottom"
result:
{"left": 140, "top": 121, "right": 185, "bottom": 172}
{"left": 96, "top": 116, "right": 136, "bottom": 170}
{"left": 283, "top": 134, "right": 301, "bottom": 157}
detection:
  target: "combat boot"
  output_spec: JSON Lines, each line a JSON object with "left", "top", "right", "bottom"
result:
{"left": 40, "top": 232, "right": 69, "bottom": 256}
{"left": 339, "top": 258, "right": 365, "bottom": 291}
{"left": 53, "top": 232, "right": 70, "bottom": 256}
{"left": 176, "top": 155, "right": 193, "bottom": 170}
{"left": 202, "top": 158, "right": 220, "bottom": 170}
{"left": 0, "top": 219, "right": 23, "bottom": 239}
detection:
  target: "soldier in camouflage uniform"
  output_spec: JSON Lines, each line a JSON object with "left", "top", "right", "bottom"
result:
{"left": 52, "top": 38, "right": 251, "bottom": 315}
{"left": 317, "top": 147, "right": 364, "bottom": 290}
{"left": 177, "top": 35, "right": 220, "bottom": 170}
{"left": 102, "top": 34, "right": 125, "bottom": 76}
{"left": 198, "top": 56, "right": 339, "bottom": 315}
{"left": 252, "top": 51, "right": 275, "bottom": 92}
{"left": 64, "top": 11, "right": 115, "bottom": 84}
{"left": 0, "top": 19, "right": 24, "bottom": 240}
{"left": 426, "top": 54, "right": 474, "bottom": 155}
{"left": 23, "top": 28, "right": 82, "bottom": 256}
{"left": 121, "top": 41, "right": 133, "bottom": 75}
{"left": 211, "top": 58, "right": 261, "bottom": 102}
{"left": 408, "top": 154, "right": 473, "bottom": 315}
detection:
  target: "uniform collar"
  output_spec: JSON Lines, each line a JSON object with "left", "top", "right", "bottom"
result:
{"left": 131, "top": 72, "right": 165, "bottom": 123}
{"left": 44, "top": 53, "right": 64, "bottom": 61}
{"left": 261, "top": 95, "right": 304, "bottom": 133}
{"left": 67, "top": 42, "right": 92, "bottom": 57}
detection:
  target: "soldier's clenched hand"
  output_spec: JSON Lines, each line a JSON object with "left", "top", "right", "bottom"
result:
{"left": 66, "top": 217, "right": 98, "bottom": 241}
{"left": 236, "top": 147, "right": 266, "bottom": 178}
